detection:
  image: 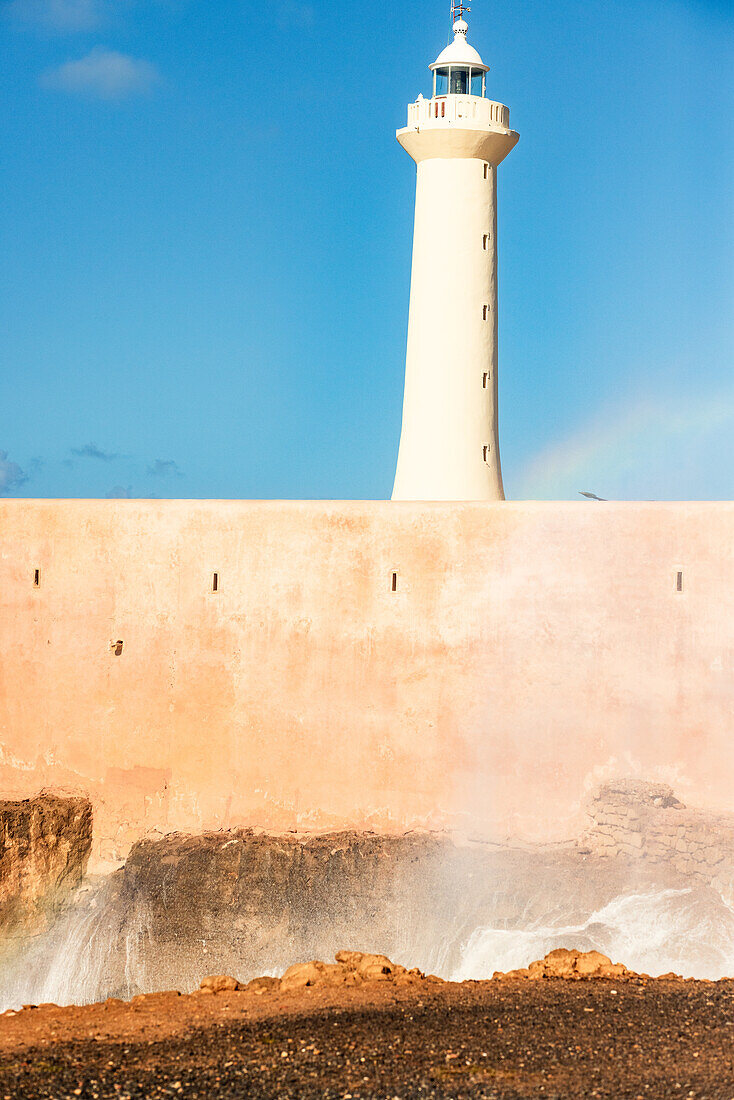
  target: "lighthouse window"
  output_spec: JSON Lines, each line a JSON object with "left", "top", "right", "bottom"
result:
{"left": 483, "top": 304, "right": 489, "bottom": 321}
{"left": 449, "top": 66, "right": 469, "bottom": 95}
{"left": 483, "top": 163, "right": 489, "bottom": 179}
{"left": 483, "top": 372, "right": 490, "bottom": 388}
{"left": 471, "top": 71, "right": 484, "bottom": 96}
{"left": 483, "top": 234, "right": 489, "bottom": 250}
{"left": 483, "top": 445, "right": 491, "bottom": 463}
{"left": 434, "top": 67, "right": 449, "bottom": 96}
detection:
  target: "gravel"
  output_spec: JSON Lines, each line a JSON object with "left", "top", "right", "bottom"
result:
{"left": 1, "top": 979, "right": 734, "bottom": 1099}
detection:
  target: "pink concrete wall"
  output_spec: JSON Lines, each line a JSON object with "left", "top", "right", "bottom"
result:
{"left": 0, "top": 500, "right": 732, "bottom": 865}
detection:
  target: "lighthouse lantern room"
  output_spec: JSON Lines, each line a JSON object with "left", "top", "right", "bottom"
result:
{"left": 431, "top": 17, "right": 488, "bottom": 97}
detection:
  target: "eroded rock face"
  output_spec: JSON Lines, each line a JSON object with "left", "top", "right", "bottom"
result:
{"left": 114, "top": 829, "right": 451, "bottom": 991}
{"left": 78, "top": 822, "right": 710, "bottom": 999}
{"left": 0, "top": 793, "right": 92, "bottom": 942}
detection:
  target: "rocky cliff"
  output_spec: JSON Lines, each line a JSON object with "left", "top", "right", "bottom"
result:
{"left": 0, "top": 793, "right": 92, "bottom": 943}
{"left": 26, "top": 823, "right": 692, "bottom": 1001}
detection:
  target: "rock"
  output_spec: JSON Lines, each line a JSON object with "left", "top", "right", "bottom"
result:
{"left": 246, "top": 976, "right": 280, "bottom": 995}
{"left": 276, "top": 951, "right": 423, "bottom": 993}
{"left": 493, "top": 949, "right": 635, "bottom": 981}
{"left": 199, "top": 974, "right": 243, "bottom": 993}
{"left": 0, "top": 793, "right": 93, "bottom": 942}
{"left": 394, "top": 967, "right": 425, "bottom": 985}
{"left": 280, "top": 961, "right": 331, "bottom": 991}
{"left": 345, "top": 952, "right": 400, "bottom": 980}
{"left": 574, "top": 951, "right": 614, "bottom": 977}
{"left": 334, "top": 950, "right": 364, "bottom": 968}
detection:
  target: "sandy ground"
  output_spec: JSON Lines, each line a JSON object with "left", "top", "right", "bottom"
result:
{"left": 1, "top": 978, "right": 734, "bottom": 1099}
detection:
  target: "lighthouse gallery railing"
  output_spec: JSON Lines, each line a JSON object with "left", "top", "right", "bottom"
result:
{"left": 406, "top": 96, "right": 510, "bottom": 130}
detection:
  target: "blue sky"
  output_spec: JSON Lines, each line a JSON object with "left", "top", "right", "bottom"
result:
{"left": 1, "top": 0, "right": 732, "bottom": 500}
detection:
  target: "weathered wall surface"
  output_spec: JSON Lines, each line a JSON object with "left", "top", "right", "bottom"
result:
{"left": 0, "top": 500, "right": 732, "bottom": 863}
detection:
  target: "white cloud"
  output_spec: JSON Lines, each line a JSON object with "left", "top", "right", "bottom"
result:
{"left": 147, "top": 458, "right": 183, "bottom": 478}
{"left": 42, "top": 46, "right": 160, "bottom": 99}
{"left": 5, "top": 0, "right": 106, "bottom": 31}
{"left": 72, "top": 441, "right": 120, "bottom": 460}
{"left": 0, "top": 450, "right": 29, "bottom": 495}
{"left": 514, "top": 388, "right": 734, "bottom": 501}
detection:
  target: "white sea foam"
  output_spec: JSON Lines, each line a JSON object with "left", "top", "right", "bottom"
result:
{"left": 452, "top": 886, "right": 734, "bottom": 982}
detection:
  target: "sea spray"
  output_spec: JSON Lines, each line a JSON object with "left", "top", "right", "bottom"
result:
{"left": 0, "top": 875, "right": 153, "bottom": 1011}
{"left": 5, "top": 829, "right": 734, "bottom": 1010}
{"left": 453, "top": 886, "right": 734, "bottom": 982}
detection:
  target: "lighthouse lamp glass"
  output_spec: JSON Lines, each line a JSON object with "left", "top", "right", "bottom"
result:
{"left": 434, "top": 68, "right": 449, "bottom": 95}
{"left": 449, "top": 66, "right": 469, "bottom": 94}
{"left": 432, "top": 66, "right": 485, "bottom": 99}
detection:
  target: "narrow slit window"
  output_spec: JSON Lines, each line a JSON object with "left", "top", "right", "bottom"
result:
{"left": 391, "top": 571, "right": 398, "bottom": 593}
{"left": 676, "top": 571, "right": 683, "bottom": 593}
{"left": 212, "top": 572, "right": 219, "bottom": 593}
{"left": 33, "top": 568, "right": 40, "bottom": 588}
{"left": 483, "top": 372, "right": 490, "bottom": 389}
{"left": 483, "top": 445, "right": 490, "bottom": 463}
{"left": 483, "top": 304, "right": 489, "bottom": 321}
{"left": 483, "top": 163, "right": 489, "bottom": 180}
{"left": 483, "top": 234, "right": 489, "bottom": 250}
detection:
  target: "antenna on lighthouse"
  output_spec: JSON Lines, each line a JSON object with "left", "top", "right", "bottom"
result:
{"left": 451, "top": 0, "right": 471, "bottom": 24}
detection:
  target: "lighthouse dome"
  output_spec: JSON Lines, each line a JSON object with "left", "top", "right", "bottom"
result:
{"left": 430, "top": 19, "right": 488, "bottom": 73}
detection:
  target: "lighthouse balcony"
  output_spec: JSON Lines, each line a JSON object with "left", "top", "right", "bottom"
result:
{"left": 406, "top": 95, "right": 510, "bottom": 132}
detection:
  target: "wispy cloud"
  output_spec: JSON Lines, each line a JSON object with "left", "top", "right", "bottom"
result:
{"left": 71, "top": 441, "right": 119, "bottom": 461}
{"left": 42, "top": 47, "right": 160, "bottom": 99}
{"left": 0, "top": 450, "right": 30, "bottom": 495}
{"left": 514, "top": 388, "right": 734, "bottom": 501}
{"left": 147, "top": 458, "right": 183, "bottom": 478}
{"left": 105, "top": 484, "right": 132, "bottom": 498}
{"left": 4, "top": 0, "right": 106, "bottom": 31}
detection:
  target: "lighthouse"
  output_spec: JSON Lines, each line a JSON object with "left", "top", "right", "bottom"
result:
{"left": 392, "top": 7, "right": 519, "bottom": 501}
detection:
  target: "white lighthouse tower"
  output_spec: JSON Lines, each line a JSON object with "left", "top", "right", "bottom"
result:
{"left": 392, "top": 5, "right": 519, "bottom": 501}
